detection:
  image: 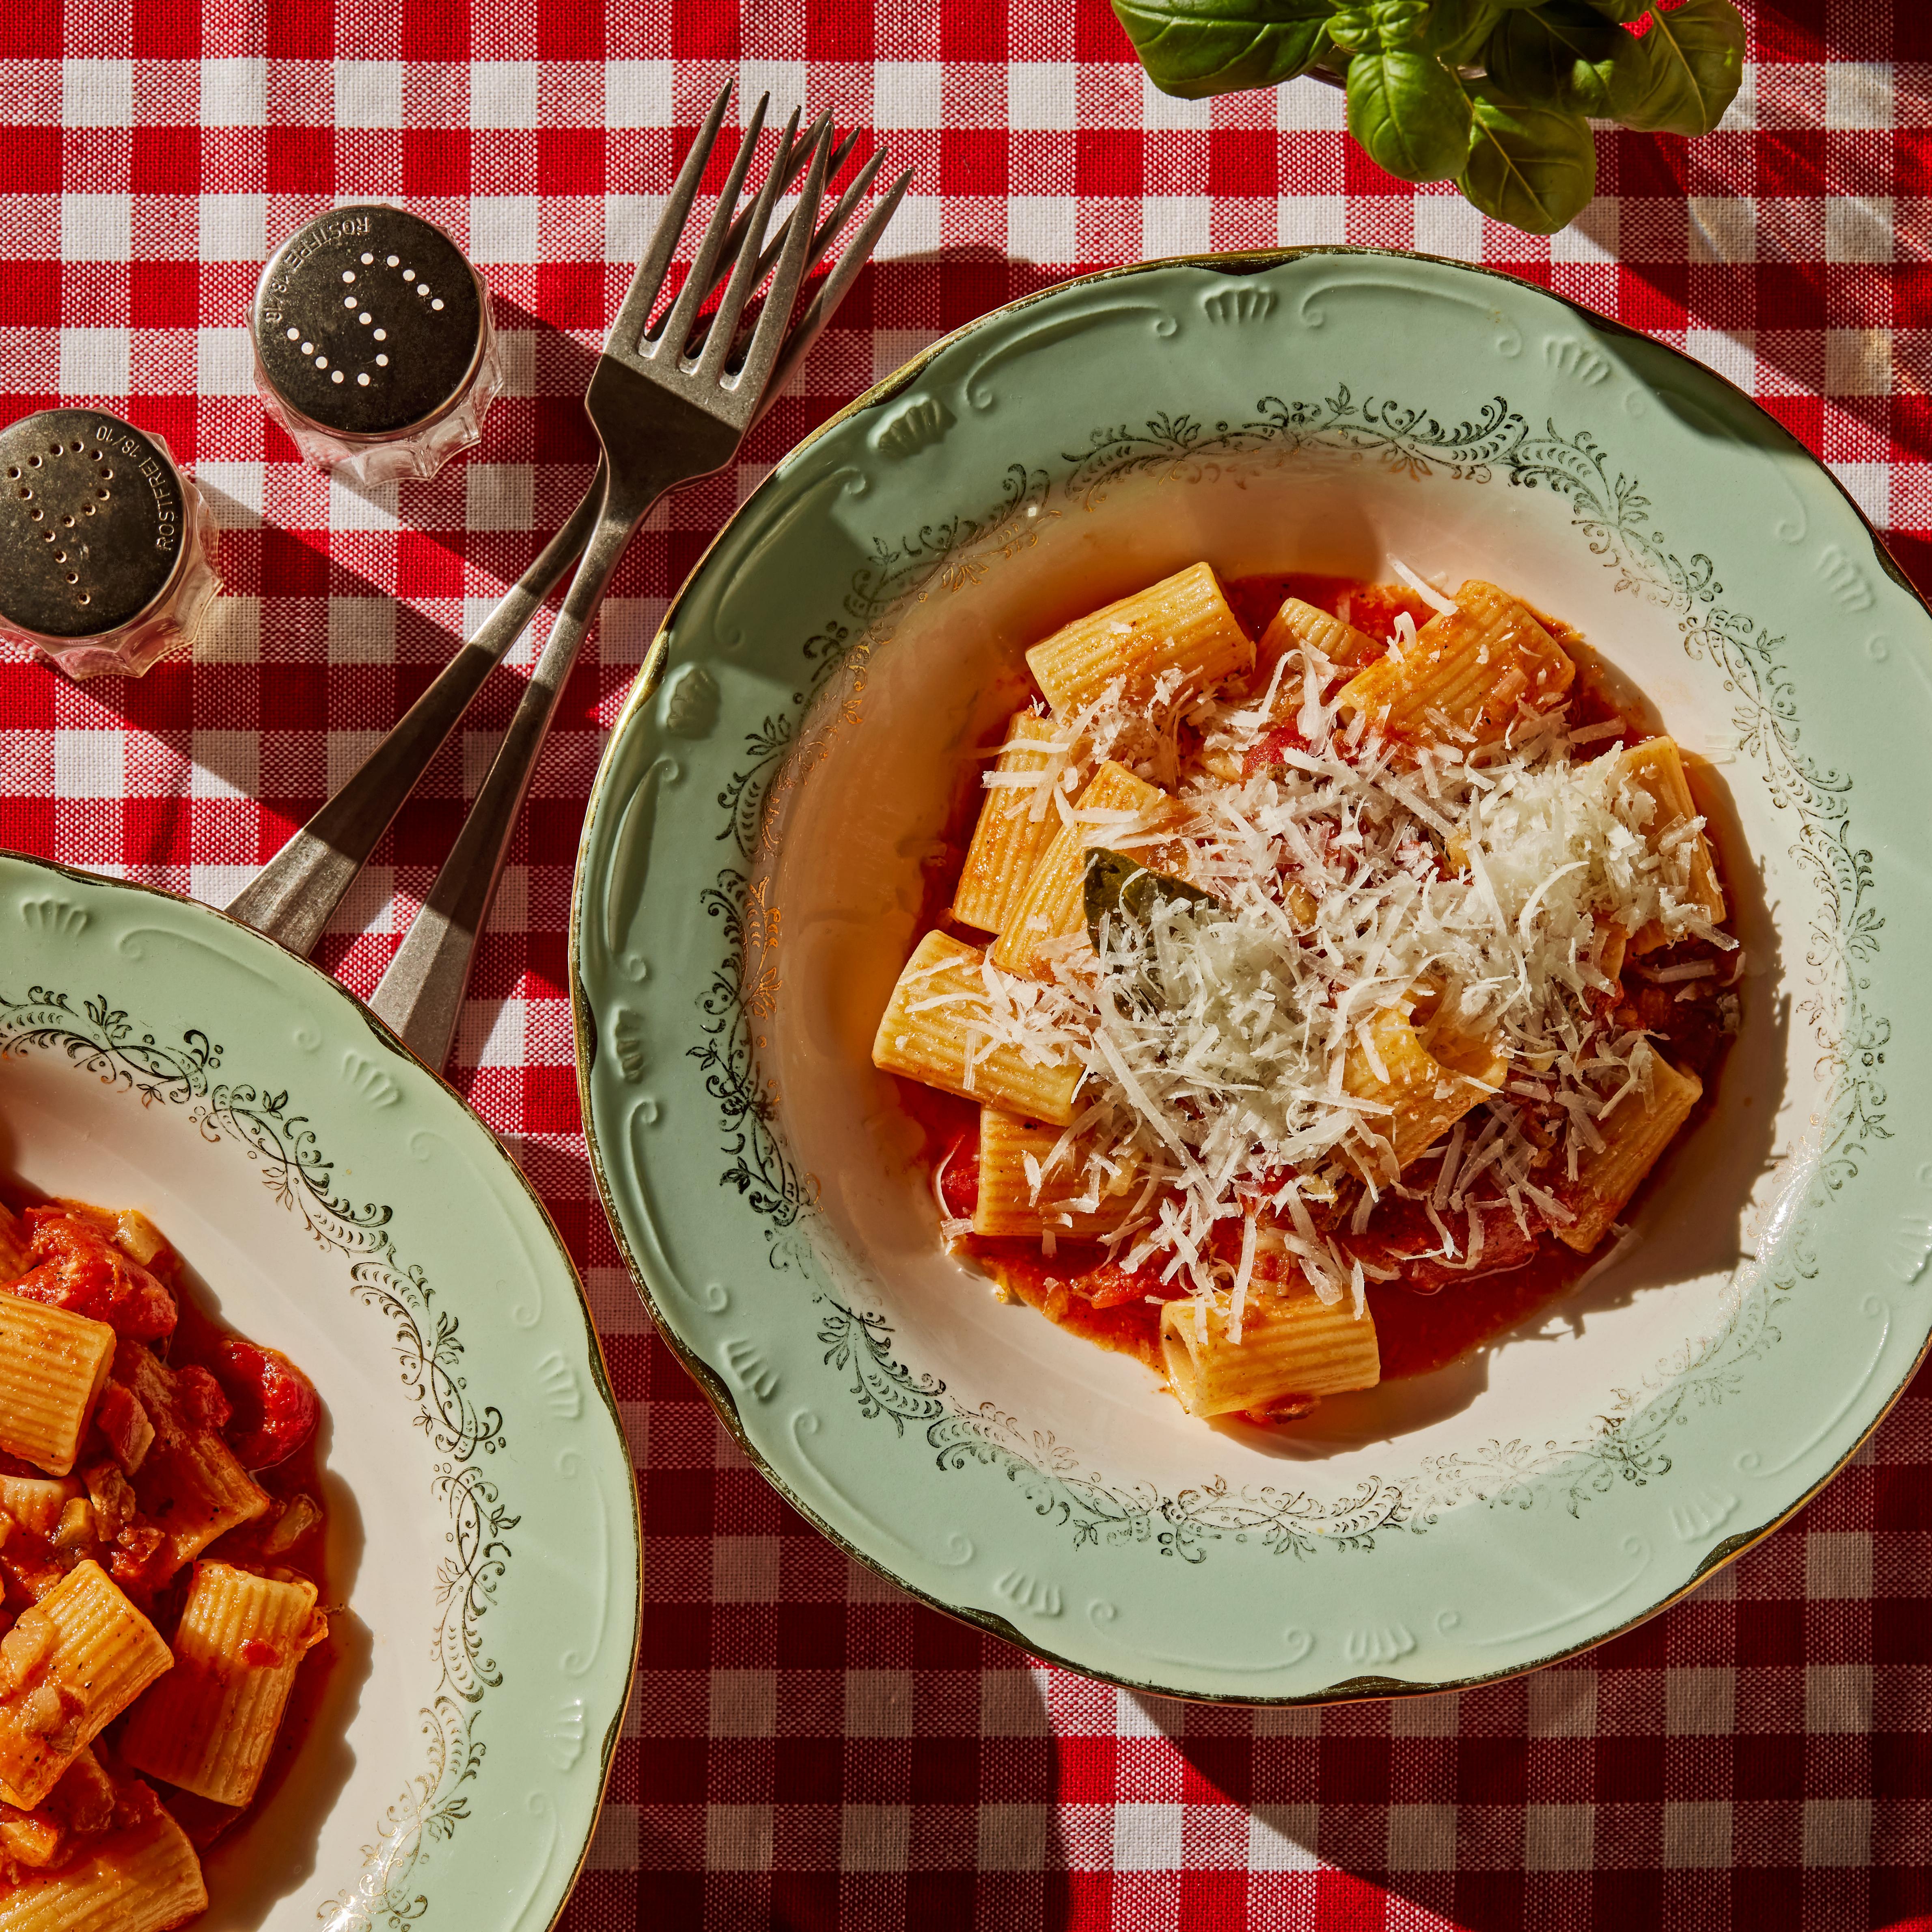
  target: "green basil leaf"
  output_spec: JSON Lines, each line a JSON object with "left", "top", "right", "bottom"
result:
{"left": 1084, "top": 848, "right": 1222, "bottom": 955}
{"left": 1109, "top": 0, "right": 1337, "bottom": 97}
{"left": 1428, "top": 0, "right": 1554, "bottom": 71}
{"left": 1326, "top": 5, "right": 1371, "bottom": 52}
{"left": 1347, "top": 43, "right": 1474, "bottom": 180}
{"left": 1328, "top": 0, "right": 1435, "bottom": 54}
{"left": 1617, "top": 0, "right": 1745, "bottom": 136}
{"left": 1578, "top": 0, "right": 1648, "bottom": 20}
{"left": 1459, "top": 86, "right": 1598, "bottom": 233}
{"left": 1429, "top": 0, "right": 1509, "bottom": 66}
{"left": 1485, "top": 1, "right": 1649, "bottom": 118}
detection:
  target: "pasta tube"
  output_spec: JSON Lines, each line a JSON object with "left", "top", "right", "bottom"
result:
{"left": 1341, "top": 1005, "right": 1505, "bottom": 1179}
{"left": 0, "top": 1205, "right": 26, "bottom": 1285}
{"left": 115, "top": 1345, "right": 271, "bottom": 1574}
{"left": 989, "top": 762, "right": 1168, "bottom": 979}
{"left": 0, "top": 1561, "right": 172, "bottom": 1809}
{"left": 1257, "top": 597, "right": 1380, "bottom": 694}
{"left": 0, "top": 1299, "right": 116, "bottom": 1478}
{"left": 0, "top": 1804, "right": 206, "bottom": 1932}
{"left": 136, "top": 1430, "right": 273, "bottom": 1577}
{"left": 951, "top": 712, "right": 1070, "bottom": 935}
{"left": 1336, "top": 579, "right": 1574, "bottom": 744}
{"left": 121, "top": 1562, "right": 320, "bottom": 1807}
{"left": 1555, "top": 1051, "right": 1703, "bottom": 1252}
{"left": 1611, "top": 736, "right": 1727, "bottom": 951}
{"left": 0, "top": 1477, "right": 81, "bottom": 1540}
{"left": 1161, "top": 1287, "right": 1381, "bottom": 1417}
{"left": 1025, "top": 563, "right": 1253, "bottom": 718}
{"left": 971, "top": 1108, "right": 1144, "bottom": 1240}
{"left": 872, "top": 932, "right": 1084, "bottom": 1126}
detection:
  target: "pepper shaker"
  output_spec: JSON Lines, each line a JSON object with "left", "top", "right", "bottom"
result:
{"left": 0, "top": 410, "right": 221, "bottom": 679}
{"left": 250, "top": 205, "right": 503, "bottom": 486}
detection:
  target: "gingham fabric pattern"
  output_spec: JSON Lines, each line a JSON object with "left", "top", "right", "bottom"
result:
{"left": 2, "top": 2, "right": 1928, "bottom": 1926}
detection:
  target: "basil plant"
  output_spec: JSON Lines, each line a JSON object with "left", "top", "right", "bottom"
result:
{"left": 1109, "top": 0, "right": 1745, "bottom": 234}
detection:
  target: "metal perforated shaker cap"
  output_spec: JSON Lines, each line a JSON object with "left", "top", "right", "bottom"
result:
{"left": 0, "top": 411, "right": 189, "bottom": 640}
{"left": 252, "top": 206, "right": 488, "bottom": 440}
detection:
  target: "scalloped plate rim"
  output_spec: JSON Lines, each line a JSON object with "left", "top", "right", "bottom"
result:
{"left": 0, "top": 848, "right": 641, "bottom": 1923}
{"left": 570, "top": 246, "right": 1932, "bottom": 1703}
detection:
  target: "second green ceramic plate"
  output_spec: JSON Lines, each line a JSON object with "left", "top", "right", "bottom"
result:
{"left": 0, "top": 852, "right": 638, "bottom": 1926}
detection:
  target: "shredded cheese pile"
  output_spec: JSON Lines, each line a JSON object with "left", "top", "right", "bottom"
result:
{"left": 963, "top": 619, "right": 1736, "bottom": 1311}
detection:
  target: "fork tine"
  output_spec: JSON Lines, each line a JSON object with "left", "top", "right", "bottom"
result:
{"left": 712, "top": 110, "right": 836, "bottom": 288}
{"left": 750, "top": 166, "right": 911, "bottom": 427}
{"left": 824, "top": 124, "right": 865, "bottom": 185}
{"left": 686, "top": 128, "right": 874, "bottom": 362}
{"left": 696, "top": 106, "right": 804, "bottom": 382}
{"left": 656, "top": 92, "right": 772, "bottom": 358}
{"left": 738, "top": 124, "right": 869, "bottom": 285}
{"left": 608, "top": 80, "right": 734, "bottom": 356}
{"left": 729, "top": 125, "right": 834, "bottom": 400}
{"left": 743, "top": 143, "right": 887, "bottom": 308}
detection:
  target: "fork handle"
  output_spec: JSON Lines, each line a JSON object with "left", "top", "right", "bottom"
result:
{"left": 367, "top": 475, "right": 664, "bottom": 1068}
{"left": 222, "top": 464, "right": 606, "bottom": 958}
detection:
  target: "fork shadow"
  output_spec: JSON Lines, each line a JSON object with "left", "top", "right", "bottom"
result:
{"left": 43, "top": 455, "right": 590, "bottom": 982}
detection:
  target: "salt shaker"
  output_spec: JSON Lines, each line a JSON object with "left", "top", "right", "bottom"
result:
{"left": 0, "top": 410, "right": 221, "bottom": 679}
{"left": 250, "top": 205, "right": 503, "bottom": 487}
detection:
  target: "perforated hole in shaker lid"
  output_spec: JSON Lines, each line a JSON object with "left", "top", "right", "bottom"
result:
{"left": 0, "top": 410, "right": 187, "bottom": 640}
{"left": 250, "top": 205, "right": 486, "bottom": 440}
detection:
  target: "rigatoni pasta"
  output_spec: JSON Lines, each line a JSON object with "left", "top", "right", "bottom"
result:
{"left": 120, "top": 1563, "right": 321, "bottom": 1806}
{"left": 1613, "top": 735, "right": 1727, "bottom": 951}
{"left": 1340, "top": 1005, "right": 1506, "bottom": 1179}
{"left": 972, "top": 1109, "right": 1144, "bottom": 1240}
{"left": 0, "top": 1803, "right": 206, "bottom": 1932}
{"left": 1161, "top": 1285, "right": 1382, "bottom": 1418}
{"left": 0, "top": 1479, "right": 78, "bottom": 1541}
{"left": 951, "top": 711, "right": 1070, "bottom": 935}
{"left": 1257, "top": 597, "right": 1379, "bottom": 687}
{"left": 0, "top": 1300, "right": 116, "bottom": 1478}
{"left": 1025, "top": 563, "right": 1253, "bottom": 717}
{"left": 1554, "top": 1051, "right": 1705, "bottom": 1252}
{"left": 872, "top": 931, "right": 1084, "bottom": 1126}
{"left": 0, "top": 1561, "right": 172, "bottom": 1808}
{"left": 988, "top": 761, "right": 1167, "bottom": 978}
{"left": 0, "top": 1181, "right": 332, "bottom": 1919}
{"left": 1335, "top": 578, "right": 1574, "bottom": 745}
{"left": 132, "top": 1433, "right": 271, "bottom": 1578}
{"left": 875, "top": 562, "right": 1740, "bottom": 1430}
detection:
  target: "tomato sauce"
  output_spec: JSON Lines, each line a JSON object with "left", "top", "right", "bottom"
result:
{"left": 895, "top": 575, "right": 1739, "bottom": 1408}
{"left": 0, "top": 1184, "right": 336, "bottom": 1858}
{"left": 164, "top": 1286, "right": 338, "bottom": 1849}
{"left": 1366, "top": 1246, "right": 1596, "bottom": 1380}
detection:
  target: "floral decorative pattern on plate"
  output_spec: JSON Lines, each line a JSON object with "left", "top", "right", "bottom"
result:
{"left": 573, "top": 250, "right": 1928, "bottom": 1701}
{"left": 0, "top": 858, "right": 638, "bottom": 1926}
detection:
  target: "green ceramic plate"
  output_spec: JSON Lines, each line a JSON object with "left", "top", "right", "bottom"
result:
{"left": 573, "top": 248, "right": 1932, "bottom": 1702}
{"left": 0, "top": 853, "right": 638, "bottom": 1928}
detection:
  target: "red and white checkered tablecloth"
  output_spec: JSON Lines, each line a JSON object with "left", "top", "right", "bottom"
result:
{"left": 3, "top": 1, "right": 1928, "bottom": 1925}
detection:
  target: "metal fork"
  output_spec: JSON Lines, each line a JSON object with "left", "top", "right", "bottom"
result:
{"left": 225, "top": 99, "right": 899, "bottom": 960}
{"left": 351, "top": 89, "right": 905, "bottom": 1069}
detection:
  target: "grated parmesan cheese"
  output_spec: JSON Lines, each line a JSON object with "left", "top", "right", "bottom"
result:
{"left": 932, "top": 600, "right": 1729, "bottom": 1309}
